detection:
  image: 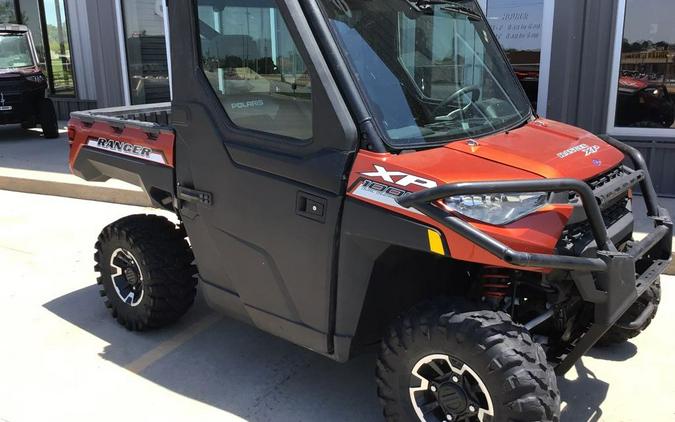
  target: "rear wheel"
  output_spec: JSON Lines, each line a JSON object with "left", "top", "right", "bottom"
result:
{"left": 376, "top": 300, "right": 560, "bottom": 422}
{"left": 38, "top": 97, "right": 59, "bottom": 139}
{"left": 597, "top": 279, "right": 661, "bottom": 347}
{"left": 95, "top": 215, "right": 198, "bottom": 331}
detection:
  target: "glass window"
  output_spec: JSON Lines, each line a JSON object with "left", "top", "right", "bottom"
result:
{"left": 484, "top": 0, "right": 544, "bottom": 109}
{"left": 197, "top": 0, "right": 313, "bottom": 141}
{"left": 0, "top": 0, "right": 17, "bottom": 24}
{"left": 614, "top": 0, "right": 675, "bottom": 129}
{"left": 43, "top": 0, "right": 75, "bottom": 96}
{"left": 318, "top": 0, "right": 531, "bottom": 148}
{"left": 122, "top": 0, "right": 171, "bottom": 105}
{"left": 0, "top": 31, "right": 34, "bottom": 69}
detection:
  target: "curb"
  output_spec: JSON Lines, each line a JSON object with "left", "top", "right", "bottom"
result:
{"left": 0, "top": 167, "right": 151, "bottom": 207}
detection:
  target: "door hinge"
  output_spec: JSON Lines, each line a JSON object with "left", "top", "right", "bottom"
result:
{"left": 177, "top": 186, "right": 213, "bottom": 206}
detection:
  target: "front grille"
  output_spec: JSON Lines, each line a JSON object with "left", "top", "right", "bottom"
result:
{"left": 558, "top": 166, "right": 632, "bottom": 255}
{"left": 587, "top": 166, "right": 626, "bottom": 191}
{"left": 0, "top": 77, "right": 24, "bottom": 95}
{"left": 566, "top": 166, "right": 627, "bottom": 204}
{"left": 0, "top": 92, "right": 22, "bottom": 106}
{"left": 558, "top": 197, "right": 631, "bottom": 255}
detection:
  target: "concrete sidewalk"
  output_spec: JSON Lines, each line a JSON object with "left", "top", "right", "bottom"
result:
{"left": 0, "top": 123, "right": 150, "bottom": 206}
{"left": 0, "top": 122, "right": 673, "bottom": 273}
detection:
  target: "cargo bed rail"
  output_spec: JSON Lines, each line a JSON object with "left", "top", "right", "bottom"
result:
{"left": 71, "top": 102, "right": 172, "bottom": 136}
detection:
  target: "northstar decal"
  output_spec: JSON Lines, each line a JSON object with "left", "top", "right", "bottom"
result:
{"left": 556, "top": 144, "right": 600, "bottom": 159}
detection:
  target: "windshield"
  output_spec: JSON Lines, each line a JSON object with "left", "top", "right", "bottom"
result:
{"left": 318, "top": 0, "right": 532, "bottom": 148}
{"left": 0, "top": 32, "right": 34, "bottom": 70}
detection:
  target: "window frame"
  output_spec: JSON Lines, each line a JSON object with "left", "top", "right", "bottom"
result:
{"left": 193, "top": 0, "right": 316, "bottom": 145}
{"left": 606, "top": 0, "right": 675, "bottom": 137}
{"left": 40, "top": 0, "right": 77, "bottom": 97}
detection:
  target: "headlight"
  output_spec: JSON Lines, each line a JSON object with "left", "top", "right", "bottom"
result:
{"left": 26, "top": 74, "right": 46, "bottom": 83}
{"left": 442, "top": 192, "right": 548, "bottom": 225}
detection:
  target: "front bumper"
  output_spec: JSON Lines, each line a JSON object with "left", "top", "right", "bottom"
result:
{"left": 0, "top": 79, "right": 45, "bottom": 125}
{"left": 398, "top": 136, "right": 672, "bottom": 375}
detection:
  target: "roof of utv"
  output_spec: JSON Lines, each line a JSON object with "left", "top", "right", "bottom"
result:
{"left": 0, "top": 24, "right": 29, "bottom": 33}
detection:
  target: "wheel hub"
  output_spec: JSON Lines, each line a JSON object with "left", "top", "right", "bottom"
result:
{"left": 437, "top": 382, "right": 468, "bottom": 415}
{"left": 409, "top": 354, "right": 494, "bottom": 422}
{"left": 124, "top": 267, "right": 140, "bottom": 285}
{"left": 110, "top": 248, "right": 144, "bottom": 307}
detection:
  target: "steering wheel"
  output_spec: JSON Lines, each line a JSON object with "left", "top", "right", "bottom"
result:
{"left": 432, "top": 85, "right": 482, "bottom": 117}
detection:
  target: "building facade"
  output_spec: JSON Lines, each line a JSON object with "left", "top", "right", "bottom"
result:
{"left": 2, "top": 0, "right": 674, "bottom": 195}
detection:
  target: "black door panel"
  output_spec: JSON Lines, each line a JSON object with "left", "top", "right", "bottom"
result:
{"left": 174, "top": 104, "right": 343, "bottom": 334}
{"left": 169, "top": 1, "right": 357, "bottom": 353}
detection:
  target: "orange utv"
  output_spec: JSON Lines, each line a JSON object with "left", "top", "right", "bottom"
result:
{"left": 68, "top": 1, "right": 672, "bottom": 420}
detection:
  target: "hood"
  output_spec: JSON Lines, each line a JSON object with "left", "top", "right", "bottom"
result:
{"left": 0, "top": 66, "right": 40, "bottom": 76}
{"left": 619, "top": 76, "right": 649, "bottom": 91}
{"left": 445, "top": 119, "right": 625, "bottom": 180}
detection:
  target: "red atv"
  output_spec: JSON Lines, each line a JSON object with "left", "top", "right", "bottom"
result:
{"left": 68, "top": 1, "right": 671, "bottom": 421}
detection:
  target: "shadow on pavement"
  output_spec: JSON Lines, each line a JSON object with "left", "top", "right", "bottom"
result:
{"left": 43, "top": 285, "right": 382, "bottom": 421}
{"left": 585, "top": 341, "right": 638, "bottom": 362}
{"left": 44, "top": 285, "right": 620, "bottom": 421}
{"left": 559, "top": 360, "right": 610, "bottom": 422}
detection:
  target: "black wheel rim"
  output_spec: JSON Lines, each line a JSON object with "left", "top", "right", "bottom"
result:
{"left": 409, "top": 354, "right": 494, "bottom": 422}
{"left": 109, "top": 248, "right": 144, "bottom": 307}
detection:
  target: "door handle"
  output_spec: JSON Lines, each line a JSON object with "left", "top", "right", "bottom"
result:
{"left": 296, "top": 192, "right": 326, "bottom": 223}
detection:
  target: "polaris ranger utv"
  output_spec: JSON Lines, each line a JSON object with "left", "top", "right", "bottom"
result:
{"left": 0, "top": 24, "right": 59, "bottom": 138}
{"left": 68, "top": 1, "right": 672, "bottom": 420}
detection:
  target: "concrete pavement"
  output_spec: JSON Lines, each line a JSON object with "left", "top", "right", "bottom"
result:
{"left": 0, "top": 190, "right": 673, "bottom": 422}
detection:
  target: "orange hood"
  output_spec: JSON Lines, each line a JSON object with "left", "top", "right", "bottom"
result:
{"left": 445, "top": 119, "right": 625, "bottom": 181}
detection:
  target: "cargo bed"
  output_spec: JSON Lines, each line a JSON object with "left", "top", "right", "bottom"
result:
{"left": 68, "top": 103, "right": 176, "bottom": 210}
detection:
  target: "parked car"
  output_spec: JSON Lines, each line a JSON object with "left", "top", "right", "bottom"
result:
{"left": 0, "top": 24, "right": 59, "bottom": 138}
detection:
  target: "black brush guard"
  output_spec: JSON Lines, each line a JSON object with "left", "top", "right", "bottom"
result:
{"left": 398, "top": 136, "right": 672, "bottom": 375}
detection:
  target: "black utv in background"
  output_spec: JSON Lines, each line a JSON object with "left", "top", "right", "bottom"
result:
{"left": 0, "top": 24, "right": 59, "bottom": 138}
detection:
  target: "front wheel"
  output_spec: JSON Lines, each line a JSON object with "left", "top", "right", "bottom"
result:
{"left": 376, "top": 300, "right": 560, "bottom": 422}
{"left": 38, "top": 97, "right": 59, "bottom": 139}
